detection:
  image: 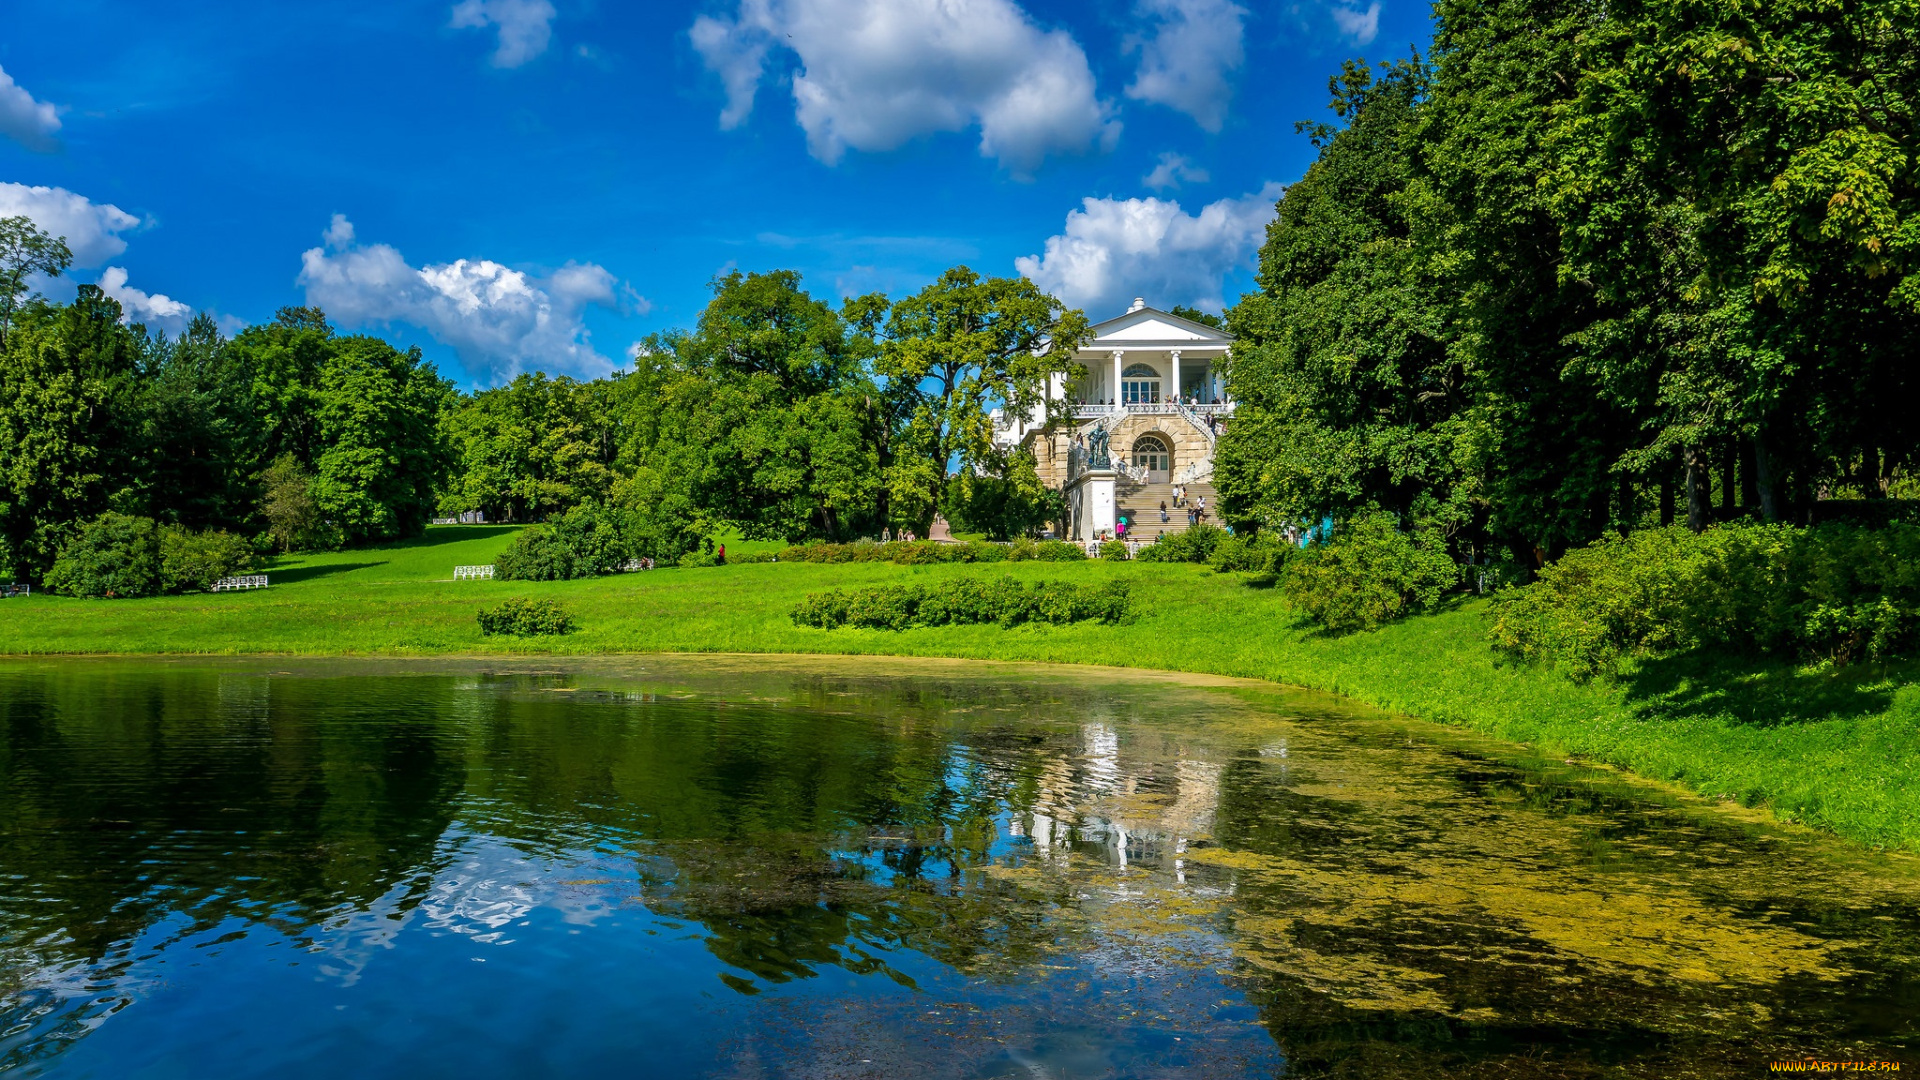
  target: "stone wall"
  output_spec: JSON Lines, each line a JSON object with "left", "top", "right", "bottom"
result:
{"left": 1024, "top": 411, "right": 1217, "bottom": 489}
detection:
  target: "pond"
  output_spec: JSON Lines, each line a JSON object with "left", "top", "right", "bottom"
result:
{"left": 0, "top": 656, "right": 1914, "bottom": 1078}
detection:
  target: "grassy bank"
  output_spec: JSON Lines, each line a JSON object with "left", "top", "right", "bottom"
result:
{"left": 3, "top": 525, "right": 1917, "bottom": 852}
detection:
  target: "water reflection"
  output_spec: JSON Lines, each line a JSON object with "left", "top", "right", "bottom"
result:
{"left": 0, "top": 657, "right": 1914, "bottom": 1078}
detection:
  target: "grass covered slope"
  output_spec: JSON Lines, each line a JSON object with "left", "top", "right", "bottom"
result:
{"left": 2, "top": 526, "right": 1916, "bottom": 851}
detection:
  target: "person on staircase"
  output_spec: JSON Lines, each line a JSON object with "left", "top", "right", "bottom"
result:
{"left": 1160, "top": 501, "right": 1169, "bottom": 524}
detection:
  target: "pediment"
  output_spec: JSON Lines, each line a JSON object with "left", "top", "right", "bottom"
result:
{"left": 1087, "top": 305, "right": 1233, "bottom": 345}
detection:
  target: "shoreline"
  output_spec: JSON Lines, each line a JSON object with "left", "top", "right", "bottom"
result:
{"left": 3, "top": 546, "right": 1917, "bottom": 854}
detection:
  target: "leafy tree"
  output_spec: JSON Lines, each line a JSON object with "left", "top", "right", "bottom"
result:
{"left": 1168, "top": 305, "right": 1224, "bottom": 329}
{"left": 257, "top": 453, "right": 330, "bottom": 552}
{"left": 43, "top": 512, "right": 163, "bottom": 598}
{"left": 1218, "top": 60, "right": 1478, "bottom": 541}
{"left": 309, "top": 336, "right": 454, "bottom": 545}
{"left": 875, "top": 267, "right": 1091, "bottom": 531}
{"left": 0, "top": 288, "right": 147, "bottom": 578}
{"left": 0, "top": 215, "right": 71, "bottom": 345}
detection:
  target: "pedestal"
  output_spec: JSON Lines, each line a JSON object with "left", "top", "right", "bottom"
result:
{"left": 1068, "top": 470, "right": 1117, "bottom": 541}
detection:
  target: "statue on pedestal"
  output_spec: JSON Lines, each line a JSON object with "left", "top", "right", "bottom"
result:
{"left": 1087, "top": 422, "right": 1111, "bottom": 470}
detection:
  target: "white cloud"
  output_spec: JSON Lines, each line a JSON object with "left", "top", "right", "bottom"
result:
{"left": 1331, "top": 3, "right": 1381, "bottom": 46}
{"left": 1143, "top": 151, "right": 1209, "bottom": 192}
{"left": 1124, "top": 0, "right": 1248, "bottom": 133}
{"left": 450, "top": 0, "right": 557, "bottom": 68}
{"left": 298, "top": 217, "right": 625, "bottom": 382}
{"left": 0, "top": 183, "right": 144, "bottom": 267}
{"left": 97, "top": 266, "right": 193, "bottom": 332}
{"left": 0, "top": 65, "right": 61, "bottom": 151}
{"left": 691, "top": 0, "right": 1118, "bottom": 175}
{"left": 1015, "top": 182, "right": 1283, "bottom": 315}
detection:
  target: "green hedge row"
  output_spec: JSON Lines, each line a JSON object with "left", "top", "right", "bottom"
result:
{"left": 778, "top": 538, "right": 1088, "bottom": 564}
{"left": 1490, "top": 521, "right": 1920, "bottom": 678}
{"left": 791, "top": 578, "right": 1131, "bottom": 630}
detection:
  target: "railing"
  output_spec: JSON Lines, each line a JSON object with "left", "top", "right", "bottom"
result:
{"left": 211, "top": 575, "right": 269, "bottom": 592}
{"left": 1173, "top": 459, "right": 1213, "bottom": 486}
{"left": 1116, "top": 461, "right": 1151, "bottom": 484}
{"left": 453, "top": 565, "right": 495, "bottom": 581}
{"left": 1172, "top": 399, "right": 1218, "bottom": 449}
{"left": 1070, "top": 401, "right": 1232, "bottom": 420}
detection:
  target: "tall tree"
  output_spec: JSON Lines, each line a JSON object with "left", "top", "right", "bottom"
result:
{"left": 0, "top": 216, "right": 71, "bottom": 346}
{"left": 874, "top": 267, "right": 1090, "bottom": 530}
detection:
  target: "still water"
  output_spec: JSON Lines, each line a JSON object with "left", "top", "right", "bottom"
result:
{"left": 0, "top": 656, "right": 1914, "bottom": 1078}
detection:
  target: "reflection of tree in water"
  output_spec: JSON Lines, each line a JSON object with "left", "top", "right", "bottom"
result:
{"left": 0, "top": 668, "right": 468, "bottom": 1069}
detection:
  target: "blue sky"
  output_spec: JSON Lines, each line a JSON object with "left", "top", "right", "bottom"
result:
{"left": 1, "top": 0, "right": 1430, "bottom": 387}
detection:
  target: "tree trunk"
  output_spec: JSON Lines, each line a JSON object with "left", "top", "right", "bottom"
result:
{"left": 1862, "top": 446, "right": 1884, "bottom": 499}
{"left": 1752, "top": 437, "right": 1781, "bottom": 523}
{"left": 1685, "top": 446, "right": 1710, "bottom": 532}
{"left": 1740, "top": 443, "right": 1759, "bottom": 511}
{"left": 1659, "top": 475, "right": 1675, "bottom": 527}
{"left": 1721, "top": 443, "right": 1737, "bottom": 513}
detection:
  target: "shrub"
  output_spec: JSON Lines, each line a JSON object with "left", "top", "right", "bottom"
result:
{"left": 677, "top": 548, "right": 718, "bottom": 568}
{"left": 1032, "top": 539, "right": 1088, "bottom": 562}
{"left": 1137, "top": 524, "right": 1227, "bottom": 564}
{"left": 1099, "top": 539, "right": 1130, "bottom": 561}
{"left": 495, "top": 525, "right": 577, "bottom": 580}
{"left": 791, "top": 579, "right": 1131, "bottom": 630}
{"left": 1208, "top": 532, "right": 1292, "bottom": 575}
{"left": 44, "top": 514, "right": 163, "bottom": 598}
{"left": 1488, "top": 521, "right": 1920, "bottom": 677}
{"left": 477, "top": 596, "right": 574, "bottom": 636}
{"left": 1005, "top": 537, "right": 1039, "bottom": 561}
{"left": 160, "top": 526, "right": 257, "bottom": 593}
{"left": 1281, "top": 512, "right": 1458, "bottom": 634}
{"left": 494, "top": 505, "right": 638, "bottom": 581}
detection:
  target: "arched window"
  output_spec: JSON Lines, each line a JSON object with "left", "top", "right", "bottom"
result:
{"left": 1121, "top": 363, "right": 1161, "bottom": 405}
{"left": 1132, "top": 435, "right": 1170, "bottom": 479}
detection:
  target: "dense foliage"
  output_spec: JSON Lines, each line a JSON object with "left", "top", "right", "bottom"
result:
{"left": 1490, "top": 522, "right": 1920, "bottom": 678}
{"left": 778, "top": 538, "right": 1086, "bottom": 564}
{"left": 790, "top": 579, "right": 1131, "bottom": 631}
{"left": 1219, "top": 0, "right": 1920, "bottom": 564}
{"left": 1280, "top": 513, "right": 1458, "bottom": 634}
{"left": 1135, "top": 524, "right": 1227, "bottom": 564}
{"left": 42, "top": 512, "right": 256, "bottom": 597}
{"left": 476, "top": 596, "right": 575, "bottom": 636}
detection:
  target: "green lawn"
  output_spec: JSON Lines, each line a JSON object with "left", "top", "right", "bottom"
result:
{"left": 4, "top": 524, "right": 1919, "bottom": 853}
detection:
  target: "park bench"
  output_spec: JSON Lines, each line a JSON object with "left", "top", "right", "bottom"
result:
{"left": 454, "top": 565, "right": 495, "bottom": 580}
{"left": 211, "top": 575, "right": 269, "bottom": 592}
{"left": 1, "top": 583, "right": 29, "bottom": 598}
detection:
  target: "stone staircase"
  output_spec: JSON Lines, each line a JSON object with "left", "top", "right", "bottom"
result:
{"left": 1115, "top": 478, "right": 1220, "bottom": 541}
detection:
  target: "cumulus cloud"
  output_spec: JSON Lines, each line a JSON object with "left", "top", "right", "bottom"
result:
{"left": 97, "top": 266, "right": 193, "bottom": 332}
{"left": 1331, "top": 3, "right": 1381, "bottom": 46}
{"left": 0, "top": 182, "right": 144, "bottom": 266}
{"left": 298, "top": 217, "right": 624, "bottom": 382}
{"left": 691, "top": 0, "right": 1118, "bottom": 174}
{"left": 0, "top": 65, "right": 61, "bottom": 151}
{"left": 1143, "top": 151, "right": 1209, "bottom": 192}
{"left": 1124, "top": 0, "right": 1248, "bottom": 133}
{"left": 1015, "top": 182, "right": 1283, "bottom": 315}
{"left": 450, "top": 0, "right": 557, "bottom": 68}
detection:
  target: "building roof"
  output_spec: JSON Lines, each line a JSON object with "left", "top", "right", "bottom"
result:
{"left": 1084, "top": 299, "right": 1234, "bottom": 349}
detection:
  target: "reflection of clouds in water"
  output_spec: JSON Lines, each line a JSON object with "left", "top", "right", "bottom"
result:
{"left": 313, "top": 833, "right": 628, "bottom": 987}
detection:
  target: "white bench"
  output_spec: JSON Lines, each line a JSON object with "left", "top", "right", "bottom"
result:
{"left": 2, "top": 583, "right": 28, "bottom": 598}
{"left": 211, "top": 575, "right": 269, "bottom": 592}
{"left": 454, "top": 565, "right": 496, "bottom": 581}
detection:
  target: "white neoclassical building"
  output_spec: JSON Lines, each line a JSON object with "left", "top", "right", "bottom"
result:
{"left": 992, "top": 299, "right": 1233, "bottom": 541}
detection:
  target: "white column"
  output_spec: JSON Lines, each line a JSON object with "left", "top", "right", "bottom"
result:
{"left": 1170, "top": 349, "right": 1182, "bottom": 404}
{"left": 1220, "top": 346, "right": 1231, "bottom": 403}
{"left": 1111, "top": 349, "right": 1125, "bottom": 408}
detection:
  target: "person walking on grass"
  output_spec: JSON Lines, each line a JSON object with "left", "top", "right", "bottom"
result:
{"left": 715, "top": 542, "right": 726, "bottom": 566}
